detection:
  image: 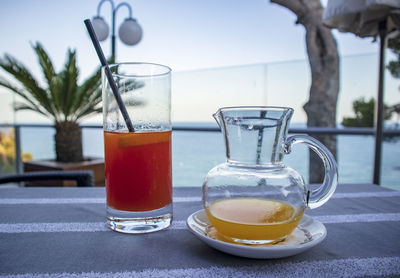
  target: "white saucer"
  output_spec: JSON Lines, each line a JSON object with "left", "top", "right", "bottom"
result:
{"left": 186, "top": 209, "right": 326, "bottom": 259}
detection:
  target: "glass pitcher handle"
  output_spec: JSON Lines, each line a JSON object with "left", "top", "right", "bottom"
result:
{"left": 284, "top": 134, "right": 338, "bottom": 209}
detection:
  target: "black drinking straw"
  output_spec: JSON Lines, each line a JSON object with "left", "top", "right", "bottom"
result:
{"left": 84, "top": 19, "right": 135, "bottom": 132}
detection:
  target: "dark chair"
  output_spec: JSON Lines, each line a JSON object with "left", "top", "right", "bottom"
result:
{"left": 0, "top": 171, "right": 94, "bottom": 187}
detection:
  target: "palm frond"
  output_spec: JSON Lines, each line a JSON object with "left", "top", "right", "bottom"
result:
{"left": 73, "top": 98, "right": 103, "bottom": 120}
{"left": 72, "top": 87, "right": 102, "bottom": 120}
{"left": 69, "top": 58, "right": 116, "bottom": 121}
{"left": 71, "top": 67, "right": 101, "bottom": 115}
{"left": 0, "top": 45, "right": 117, "bottom": 124}
{"left": 13, "top": 102, "right": 49, "bottom": 117}
{"left": 32, "top": 42, "right": 60, "bottom": 111}
{"left": 0, "top": 54, "right": 58, "bottom": 120}
{"left": 73, "top": 106, "right": 100, "bottom": 120}
{"left": 57, "top": 49, "right": 78, "bottom": 120}
{"left": 0, "top": 76, "right": 51, "bottom": 117}
{"left": 123, "top": 80, "right": 145, "bottom": 92}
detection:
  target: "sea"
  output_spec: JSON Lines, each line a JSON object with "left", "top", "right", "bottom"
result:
{"left": 17, "top": 123, "right": 400, "bottom": 191}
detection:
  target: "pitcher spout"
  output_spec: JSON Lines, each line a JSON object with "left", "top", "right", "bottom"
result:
{"left": 213, "top": 109, "right": 223, "bottom": 128}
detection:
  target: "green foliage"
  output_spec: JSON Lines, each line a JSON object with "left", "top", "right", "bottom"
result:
{"left": 342, "top": 97, "right": 392, "bottom": 127}
{"left": 387, "top": 38, "right": 400, "bottom": 79}
{"left": 343, "top": 38, "right": 400, "bottom": 129}
{"left": 0, "top": 42, "right": 106, "bottom": 123}
{"left": 387, "top": 37, "right": 400, "bottom": 122}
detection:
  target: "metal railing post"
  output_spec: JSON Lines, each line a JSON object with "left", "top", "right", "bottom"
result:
{"left": 14, "top": 125, "right": 23, "bottom": 174}
{"left": 373, "top": 20, "right": 387, "bottom": 186}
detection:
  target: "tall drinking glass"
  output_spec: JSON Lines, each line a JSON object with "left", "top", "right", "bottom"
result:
{"left": 102, "top": 62, "right": 172, "bottom": 233}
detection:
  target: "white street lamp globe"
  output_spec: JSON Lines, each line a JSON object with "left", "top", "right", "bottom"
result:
{"left": 119, "top": 18, "right": 143, "bottom": 46}
{"left": 92, "top": 16, "right": 109, "bottom": 41}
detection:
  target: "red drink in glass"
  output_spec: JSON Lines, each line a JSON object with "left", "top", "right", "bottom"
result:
{"left": 102, "top": 62, "right": 172, "bottom": 233}
{"left": 104, "top": 130, "right": 172, "bottom": 212}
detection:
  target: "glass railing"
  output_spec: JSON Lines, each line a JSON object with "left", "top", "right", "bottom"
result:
{"left": 171, "top": 53, "right": 400, "bottom": 124}
{"left": 3, "top": 53, "right": 397, "bottom": 124}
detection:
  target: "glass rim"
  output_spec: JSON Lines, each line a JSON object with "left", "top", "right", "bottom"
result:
{"left": 217, "top": 106, "right": 294, "bottom": 113}
{"left": 104, "top": 62, "right": 171, "bottom": 78}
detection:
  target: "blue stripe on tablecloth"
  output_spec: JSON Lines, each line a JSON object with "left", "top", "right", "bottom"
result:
{"left": 0, "top": 191, "right": 399, "bottom": 205}
{"left": 0, "top": 213, "right": 399, "bottom": 233}
{"left": 0, "top": 257, "right": 399, "bottom": 278}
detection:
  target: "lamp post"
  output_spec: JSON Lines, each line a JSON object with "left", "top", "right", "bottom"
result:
{"left": 91, "top": 0, "right": 143, "bottom": 61}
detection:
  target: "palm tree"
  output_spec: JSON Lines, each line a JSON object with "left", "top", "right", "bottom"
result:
{"left": 0, "top": 42, "right": 104, "bottom": 162}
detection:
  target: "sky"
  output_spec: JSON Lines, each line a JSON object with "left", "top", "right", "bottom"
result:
{"left": 0, "top": 0, "right": 397, "bottom": 123}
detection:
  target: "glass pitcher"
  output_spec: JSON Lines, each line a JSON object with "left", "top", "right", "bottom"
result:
{"left": 202, "top": 106, "right": 338, "bottom": 244}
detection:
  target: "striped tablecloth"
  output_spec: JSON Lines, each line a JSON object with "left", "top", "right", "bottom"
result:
{"left": 0, "top": 184, "right": 399, "bottom": 277}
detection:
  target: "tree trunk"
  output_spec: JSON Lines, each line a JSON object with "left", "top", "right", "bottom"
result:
{"left": 54, "top": 121, "right": 83, "bottom": 162}
{"left": 271, "top": 0, "right": 340, "bottom": 183}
